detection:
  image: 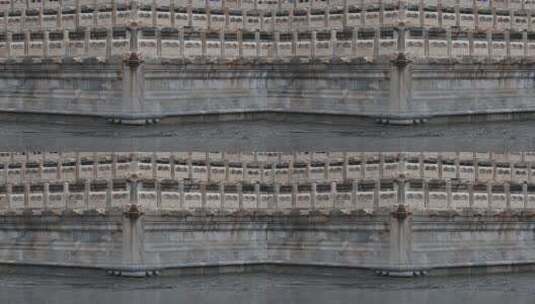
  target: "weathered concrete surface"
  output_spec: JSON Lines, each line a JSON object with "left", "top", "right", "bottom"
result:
{"left": 2, "top": 209, "right": 535, "bottom": 277}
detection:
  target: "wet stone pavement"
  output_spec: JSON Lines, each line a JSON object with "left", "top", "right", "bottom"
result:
{"left": 1, "top": 118, "right": 535, "bottom": 151}
{"left": 0, "top": 269, "right": 533, "bottom": 304}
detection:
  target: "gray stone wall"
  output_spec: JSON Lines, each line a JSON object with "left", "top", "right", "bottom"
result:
{"left": 3, "top": 59, "right": 535, "bottom": 123}
{"left": 2, "top": 210, "right": 535, "bottom": 277}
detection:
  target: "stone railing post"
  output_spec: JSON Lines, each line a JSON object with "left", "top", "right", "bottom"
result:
{"left": 155, "top": 180, "right": 162, "bottom": 209}
{"left": 24, "top": 30, "right": 30, "bottom": 57}
{"left": 331, "top": 181, "right": 337, "bottom": 209}
{"left": 352, "top": 26, "right": 359, "bottom": 57}
{"left": 237, "top": 183, "right": 243, "bottom": 209}
{"left": 59, "top": 182, "right": 67, "bottom": 209}
{"left": 43, "top": 182, "right": 49, "bottom": 209}
{"left": 373, "top": 27, "right": 380, "bottom": 60}
{"left": 523, "top": 182, "right": 528, "bottom": 209}
{"left": 255, "top": 30, "right": 260, "bottom": 58}
{"left": 6, "top": 31, "right": 12, "bottom": 59}
{"left": 374, "top": 180, "right": 380, "bottom": 210}
{"left": 397, "top": 178, "right": 406, "bottom": 206}
{"left": 423, "top": 180, "right": 429, "bottom": 208}
{"left": 84, "top": 28, "right": 90, "bottom": 56}
{"left": 273, "top": 31, "right": 280, "bottom": 58}
{"left": 273, "top": 183, "right": 280, "bottom": 209}
{"left": 292, "top": 183, "right": 298, "bottom": 208}
{"left": 219, "top": 182, "right": 225, "bottom": 210}
{"left": 84, "top": 179, "right": 91, "bottom": 209}
{"left": 43, "top": 30, "right": 49, "bottom": 57}
{"left": 178, "top": 180, "right": 184, "bottom": 209}
{"left": 238, "top": 30, "right": 243, "bottom": 58}
{"left": 468, "top": 182, "right": 474, "bottom": 209}
{"left": 23, "top": 182, "right": 30, "bottom": 209}
{"left": 446, "top": 179, "right": 452, "bottom": 209}
{"left": 107, "top": 179, "right": 113, "bottom": 209}
{"left": 254, "top": 182, "right": 260, "bottom": 208}
{"left": 505, "top": 182, "right": 511, "bottom": 209}
{"left": 219, "top": 30, "right": 224, "bottom": 59}
{"left": 311, "top": 30, "right": 317, "bottom": 58}
{"left": 505, "top": 30, "right": 511, "bottom": 58}
{"left": 128, "top": 177, "right": 140, "bottom": 206}
{"left": 200, "top": 182, "right": 207, "bottom": 209}
{"left": 523, "top": 31, "right": 528, "bottom": 58}
{"left": 6, "top": 183, "right": 12, "bottom": 209}
{"left": 311, "top": 182, "right": 317, "bottom": 209}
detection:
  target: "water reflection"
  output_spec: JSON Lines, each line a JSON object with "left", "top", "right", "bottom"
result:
{"left": 0, "top": 269, "right": 533, "bottom": 304}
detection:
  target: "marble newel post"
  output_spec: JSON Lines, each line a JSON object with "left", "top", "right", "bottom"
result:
{"left": 109, "top": 175, "right": 156, "bottom": 278}
{"left": 115, "top": 22, "right": 159, "bottom": 125}
{"left": 384, "top": 26, "right": 418, "bottom": 125}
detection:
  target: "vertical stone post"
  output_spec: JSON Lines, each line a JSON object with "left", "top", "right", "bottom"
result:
{"left": 505, "top": 182, "right": 511, "bottom": 209}
{"left": 178, "top": 180, "right": 184, "bottom": 209}
{"left": 179, "top": 29, "right": 184, "bottom": 58}
{"left": 523, "top": 182, "right": 528, "bottom": 209}
{"left": 468, "top": 31, "right": 474, "bottom": 57}
{"left": 255, "top": 30, "right": 260, "bottom": 58}
{"left": 291, "top": 30, "right": 297, "bottom": 57}
{"left": 487, "top": 181, "right": 493, "bottom": 210}
{"left": 63, "top": 182, "right": 69, "bottom": 209}
{"left": 423, "top": 180, "right": 429, "bottom": 208}
{"left": 219, "top": 183, "right": 225, "bottom": 210}
{"left": 292, "top": 183, "right": 298, "bottom": 209}
{"left": 6, "top": 183, "right": 12, "bottom": 209}
{"left": 84, "top": 28, "right": 90, "bottom": 56}
{"left": 397, "top": 178, "right": 406, "bottom": 206}
{"left": 273, "top": 31, "right": 279, "bottom": 58}
{"left": 273, "top": 183, "right": 280, "bottom": 209}
{"left": 505, "top": 30, "right": 511, "bottom": 58}
{"left": 254, "top": 182, "right": 261, "bottom": 208}
{"left": 373, "top": 27, "right": 380, "bottom": 60}
{"left": 423, "top": 28, "right": 429, "bottom": 57}
{"left": 446, "top": 179, "right": 452, "bottom": 209}
{"left": 219, "top": 30, "right": 224, "bottom": 59}
{"left": 43, "top": 30, "right": 49, "bottom": 57}
{"left": 311, "top": 182, "right": 317, "bottom": 209}
{"left": 523, "top": 31, "right": 528, "bottom": 58}
{"left": 389, "top": 27, "right": 411, "bottom": 124}
{"left": 84, "top": 179, "right": 91, "bottom": 209}
{"left": 43, "top": 182, "right": 49, "bottom": 209}
{"left": 374, "top": 180, "right": 380, "bottom": 210}
{"left": 238, "top": 30, "right": 243, "bottom": 58}
{"left": 6, "top": 31, "right": 12, "bottom": 59}
{"left": 468, "top": 182, "right": 474, "bottom": 209}
{"left": 156, "top": 180, "right": 161, "bottom": 209}
{"left": 24, "top": 30, "right": 29, "bottom": 57}
{"left": 311, "top": 30, "right": 317, "bottom": 58}
{"left": 200, "top": 182, "right": 207, "bottom": 209}
{"left": 122, "top": 186, "right": 146, "bottom": 277}
{"left": 106, "top": 179, "right": 113, "bottom": 209}
{"left": 23, "top": 182, "right": 30, "bottom": 209}
{"left": 447, "top": 28, "right": 452, "bottom": 58}
{"left": 388, "top": 203, "right": 413, "bottom": 276}
{"left": 331, "top": 181, "right": 337, "bottom": 209}
{"left": 352, "top": 26, "right": 358, "bottom": 57}
{"left": 238, "top": 183, "right": 243, "bottom": 209}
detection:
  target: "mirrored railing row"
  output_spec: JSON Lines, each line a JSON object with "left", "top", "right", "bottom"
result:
{"left": 1, "top": 152, "right": 535, "bottom": 185}
{"left": 1, "top": 177, "right": 534, "bottom": 211}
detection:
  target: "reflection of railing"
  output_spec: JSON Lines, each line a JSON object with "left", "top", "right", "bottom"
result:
{"left": 1, "top": 177, "right": 534, "bottom": 212}
{"left": 2, "top": 2, "right": 535, "bottom": 33}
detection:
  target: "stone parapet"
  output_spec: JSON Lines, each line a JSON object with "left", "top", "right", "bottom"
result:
{"left": 1, "top": 152, "right": 535, "bottom": 185}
